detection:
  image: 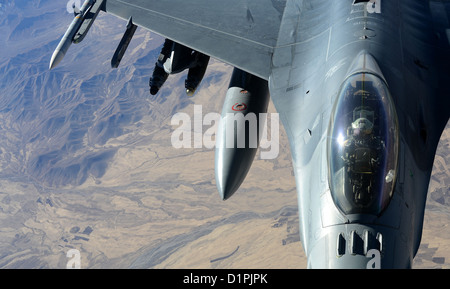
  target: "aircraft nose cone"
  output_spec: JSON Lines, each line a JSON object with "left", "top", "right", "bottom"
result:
{"left": 49, "top": 50, "right": 65, "bottom": 70}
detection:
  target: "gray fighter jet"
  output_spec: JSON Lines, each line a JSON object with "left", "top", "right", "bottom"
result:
{"left": 50, "top": 0, "right": 450, "bottom": 268}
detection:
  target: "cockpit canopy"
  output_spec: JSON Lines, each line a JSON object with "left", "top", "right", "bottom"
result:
{"left": 328, "top": 73, "right": 399, "bottom": 215}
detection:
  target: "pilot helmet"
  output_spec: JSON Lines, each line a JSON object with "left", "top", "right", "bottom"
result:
{"left": 352, "top": 117, "right": 373, "bottom": 135}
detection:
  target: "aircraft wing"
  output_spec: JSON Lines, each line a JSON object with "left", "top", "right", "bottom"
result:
{"left": 103, "top": 0, "right": 287, "bottom": 80}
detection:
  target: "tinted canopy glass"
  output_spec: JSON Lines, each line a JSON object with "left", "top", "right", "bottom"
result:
{"left": 328, "top": 73, "right": 399, "bottom": 215}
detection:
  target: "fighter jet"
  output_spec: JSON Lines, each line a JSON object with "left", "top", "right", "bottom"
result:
{"left": 49, "top": 0, "right": 450, "bottom": 268}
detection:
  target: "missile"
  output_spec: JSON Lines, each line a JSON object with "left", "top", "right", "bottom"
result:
{"left": 215, "top": 68, "right": 270, "bottom": 200}
{"left": 73, "top": 0, "right": 104, "bottom": 44}
{"left": 111, "top": 17, "right": 138, "bottom": 68}
{"left": 49, "top": 0, "right": 97, "bottom": 69}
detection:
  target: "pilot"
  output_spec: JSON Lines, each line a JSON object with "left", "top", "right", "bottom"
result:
{"left": 344, "top": 115, "right": 382, "bottom": 170}
{"left": 342, "top": 111, "right": 384, "bottom": 206}
{"left": 352, "top": 117, "right": 373, "bottom": 136}
{"left": 149, "top": 38, "right": 210, "bottom": 96}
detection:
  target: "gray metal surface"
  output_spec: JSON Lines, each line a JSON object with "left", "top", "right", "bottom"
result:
{"left": 104, "top": 0, "right": 287, "bottom": 80}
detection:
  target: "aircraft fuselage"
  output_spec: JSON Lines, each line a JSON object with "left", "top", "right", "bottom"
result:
{"left": 269, "top": 0, "right": 448, "bottom": 268}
